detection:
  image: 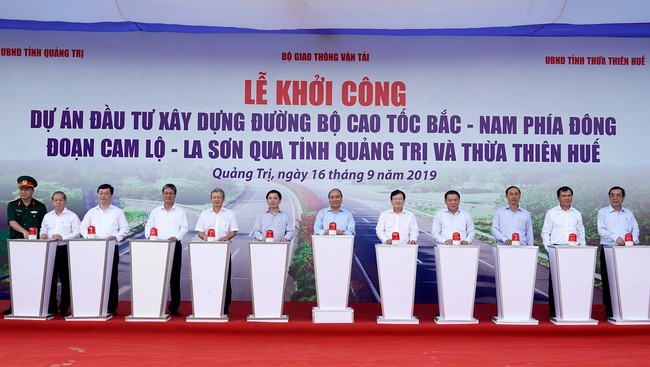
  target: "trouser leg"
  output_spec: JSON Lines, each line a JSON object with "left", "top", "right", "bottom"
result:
{"left": 107, "top": 246, "right": 119, "bottom": 313}
{"left": 168, "top": 241, "right": 182, "bottom": 311}
{"left": 600, "top": 246, "right": 613, "bottom": 318}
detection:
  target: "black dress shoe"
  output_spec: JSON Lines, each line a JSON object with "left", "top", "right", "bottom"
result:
{"left": 60, "top": 311, "right": 71, "bottom": 317}
{"left": 169, "top": 309, "right": 181, "bottom": 316}
{"left": 3, "top": 307, "right": 12, "bottom": 315}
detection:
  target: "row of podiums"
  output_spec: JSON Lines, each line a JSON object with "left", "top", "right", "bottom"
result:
{"left": 5, "top": 236, "right": 650, "bottom": 325}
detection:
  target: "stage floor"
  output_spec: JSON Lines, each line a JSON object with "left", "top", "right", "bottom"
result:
{"left": 1, "top": 301, "right": 649, "bottom": 366}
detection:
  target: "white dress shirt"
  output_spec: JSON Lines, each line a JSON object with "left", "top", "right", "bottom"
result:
{"left": 80, "top": 204, "right": 129, "bottom": 241}
{"left": 375, "top": 208, "right": 419, "bottom": 244}
{"left": 40, "top": 207, "right": 81, "bottom": 240}
{"left": 541, "top": 205, "right": 586, "bottom": 248}
{"left": 195, "top": 207, "right": 239, "bottom": 239}
{"left": 597, "top": 205, "right": 640, "bottom": 246}
{"left": 145, "top": 204, "right": 188, "bottom": 240}
{"left": 431, "top": 207, "right": 475, "bottom": 245}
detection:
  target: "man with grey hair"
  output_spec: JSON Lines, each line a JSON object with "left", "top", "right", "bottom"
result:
{"left": 40, "top": 191, "right": 81, "bottom": 317}
{"left": 195, "top": 188, "right": 239, "bottom": 315}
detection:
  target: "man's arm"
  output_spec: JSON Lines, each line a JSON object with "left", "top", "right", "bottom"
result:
{"left": 283, "top": 213, "right": 295, "bottom": 241}
{"left": 144, "top": 210, "right": 155, "bottom": 239}
{"left": 63, "top": 213, "right": 81, "bottom": 240}
{"left": 79, "top": 210, "right": 92, "bottom": 238}
{"left": 576, "top": 212, "right": 586, "bottom": 246}
{"left": 540, "top": 211, "right": 552, "bottom": 249}
{"left": 345, "top": 211, "right": 356, "bottom": 236}
{"left": 525, "top": 214, "right": 534, "bottom": 246}
{"left": 251, "top": 214, "right": 263, "bottom": 241}
{"left": 313, "top": 209, "right": 325, "bottom": 235}
{"left": 465, "top": 212, "right": 475, "bottom": 244}
{"left": 631, "top": 213, "right": 640, "bottom": 244}
{"left": 491, "top": 209, "right": 506, "bottom": 244}
{"left": 116, "top": 210, "right": 129, "bottom": 242}
{"left": 176, "top": 209, "right": 189, "bottom": 240}
{"left": 596, "top": 208, "right": 616, "bottom": 244}
{"left": 375, "top": 212, "right": 388, "bottom": 244}
{"left": 431, "top": 212, "right": 446, "bottom": 244}
{"left": 408, "top": 212, "right": 419, "bottom": 244}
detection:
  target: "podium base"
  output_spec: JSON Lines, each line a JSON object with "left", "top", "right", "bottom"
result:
{"left": 4, "top": 314, "right": 54, "bottom": 321}
{"left": 377, "top": 316, "right": 419, "bottom": 324}
{"left": 247, "top": 314, "right": 289, "bottom": 323}
{"left": 65, "top": 315, "right": 113, "bottom": 322}
{"left": 186, "top": 315, "right": 229, "bottom": 323}
{"left": 492, "top": 316, "right": 539, "bottom": 325}
{"left": 550, "top": 317, "right": 598, "bottom": 325}
{"left": 607, "top": 317, "right": 650, "bottom": 325}
{"left": 125, "top": 314, "right": 171, "bottom": 322}
{"left": 435, "top": 316, "right": 479, "bottom": 324}
{"left": 312, "top": 307, "right": 354, "bottom": 323}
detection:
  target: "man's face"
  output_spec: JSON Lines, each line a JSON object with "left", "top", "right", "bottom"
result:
{"left": 163, "top": 188, "right": 176, "bottom": 206}
{"left": 445, "top": 194, "right": 460, "bottom": 212}
{"left": 98, "top": 188, "right": 112, "bottom": 205}
{"left": 18, "top": 186, "right": 34, "bottom": 201}
{"left": 52, "top": 193, "right": 66, "bottom": 212}
{"left": 609, "top": 189, "right": 624, "bottom": 208}
{"left": 391, "top": 193, "right": 405, "bottom": 211}
{"left": 211, "top": 191, "right": 224, "bottom": 208}
{"left": 506, "top": 188, "right": 521, "bottom": 207}
{"left": 558, "top": 190, "right": 573, "bottom": 207}
{"left": 328, "top": 190, "right": 342, "bottom": 209}
{"left": 267, "top": 193, "right": 281, "bottom": 209}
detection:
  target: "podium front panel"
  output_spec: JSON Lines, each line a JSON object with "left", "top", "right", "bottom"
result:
{"left": 376, "top": 244, "right": 418, "bottom": 323}
{"left": 188, "top": 241, "right": 230, "bottom": 320}
{"left": 548, "top": 245, "right": 597, "bottom": 324}
{"left": 492, "top": 245, "right": 538, "bottom": 324}
{"left": 312, "top": 235, "right": 354, "bottom": 310}
{"left": 248, "top": 242, "right": 289, "bottom": 321}
{"left": 68, "top": 239, "right": 116, "bottom": 318}
{"left": 7, "top": 239, "right": 58, "bottom": 318}
{"left": 435, "top": 245, "right": 480, "bottom": 323}
{"left": 604, "top": 246, "right": 650, "bottom": 322}
{"left": 128, "top": 240, "right": 175, "bottom": 320}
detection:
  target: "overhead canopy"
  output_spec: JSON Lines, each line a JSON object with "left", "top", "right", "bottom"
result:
{"left": 2, "top": 0, "right": 650, "bottom": 36}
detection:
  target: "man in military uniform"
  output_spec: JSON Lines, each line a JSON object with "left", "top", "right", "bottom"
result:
{"left": 3, "top": 175, "right": 48, "bottom": 315}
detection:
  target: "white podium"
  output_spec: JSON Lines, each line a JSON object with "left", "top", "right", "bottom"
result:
{"left": 187, "top": 240, "right": 230, "bottom": 322}
{"left": 548, "top": 244, "right": 598, "bottom": 325}
{"left": 5, "top": 239, "right": 58, "bottom": 320}
{"left": 603, "top": 246, "right": 650, "bottom": 325}
{"left": 312, "top": 235, "right": 354, "bottom": 323}
{"left": 66, "top": 239, "right": 116, "bottom": 321}
{"left": 375, "top": 244, "right": 419, "bottom": 324}
{"left": 435, "top": 245, "right": 480, "bottom": 324}
{"left": 492, "top": 245, "right": 539, "bottom": 325}
{"left": 248, "top": 242, "right": 289, "bottom": 322}
{"left": 126, "top": 239, "right": 175, "bottom": 322}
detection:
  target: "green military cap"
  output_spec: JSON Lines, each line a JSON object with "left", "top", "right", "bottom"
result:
{"left": 17, "top": 175, "right": 38, "bottom": 188}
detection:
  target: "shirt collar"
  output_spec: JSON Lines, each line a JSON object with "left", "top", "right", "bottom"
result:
{"left": 160, "top": 204, "right": 177, "bottom": 212}
{"left": 18, "top": 199, "right": 36, "bottom": 207}
{"left": 504, "top": 205, "right": 522, "bottom": 212}
{"left": 444, "top": 207, "right": 462, "bottom": 214}
{"left": 607, "top": 205, "right": 626, "bottom": 213}
{"left": 327, "top": 206, "right": 346, "bottom": 213}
